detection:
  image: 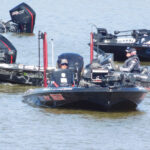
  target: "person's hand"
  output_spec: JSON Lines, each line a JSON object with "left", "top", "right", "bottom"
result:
{"left": 115, "top": 65, "right": 121, "bottom": 71}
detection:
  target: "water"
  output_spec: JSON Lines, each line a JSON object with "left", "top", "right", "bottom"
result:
{"left": 0, "top": 0, "right": 150, "bottom": 149}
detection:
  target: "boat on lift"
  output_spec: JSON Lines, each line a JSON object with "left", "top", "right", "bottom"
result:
{"left": 92, "top": 27, "right": 150, "bottom": 61}
{"left": 23, "top": 33, "right": 148, "bottom": 111}
{"left": 0, "top": 2, "right": 36, "bottom": 33}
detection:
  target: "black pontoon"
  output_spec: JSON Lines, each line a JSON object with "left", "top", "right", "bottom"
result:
{"left": 92, "top": 27, "right": 150, "bottom": 61}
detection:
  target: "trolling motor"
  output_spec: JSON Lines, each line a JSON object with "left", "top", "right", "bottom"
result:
{"left": 114, "top": 29, "right": 150, "bottom": 39}
{"left": 0, "top": 2, "right": 36, "bottom": 33}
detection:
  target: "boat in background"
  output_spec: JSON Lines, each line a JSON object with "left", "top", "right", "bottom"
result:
{"left": 0, "top": 32, "right": 54, "bottom": 86}
{"left": 0, "top": 2, "right": 36, "bottom": 33}
{"left": 92, "top": 27, "right": 150, "bottom": 61}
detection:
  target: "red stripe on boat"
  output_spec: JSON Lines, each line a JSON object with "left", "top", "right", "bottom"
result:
{"left": 50, "top": 94, "right": 65, "bottom": 101}
{"left": 0, "top": 40, "right": 13, "bottom": 64}
{"left": 53, "top": 82, "right": 59, "bottom": 87}
{"left": 25, "top": 7, "right": 34, "bottom": 32}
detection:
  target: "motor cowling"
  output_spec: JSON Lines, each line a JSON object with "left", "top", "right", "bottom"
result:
{"left": 0, "top": 34, "right": 17, "bottom": 63}
{"left": 9, "top": 2, "right": 36, "bottom": 33}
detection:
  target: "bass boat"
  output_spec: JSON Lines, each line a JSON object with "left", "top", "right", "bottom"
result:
{"left": 23, "top": 48, "right": 148, "bottom": 110}
{"left": 92, "top": 27, "right": 150, "bottom": 61}
{"left": 0, "top": 32, "right": 54, "bottom": 86}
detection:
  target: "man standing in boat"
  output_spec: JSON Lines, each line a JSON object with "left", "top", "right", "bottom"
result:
{"left": 120, "top": 47, "right": 141, "bottom": 73}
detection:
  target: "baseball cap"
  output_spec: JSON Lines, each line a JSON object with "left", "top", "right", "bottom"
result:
{"left": 60, "top": 59, "right": 68, "bottom": 65}
{"left": 125, "top": 47, "right": 136, "bottom": 53}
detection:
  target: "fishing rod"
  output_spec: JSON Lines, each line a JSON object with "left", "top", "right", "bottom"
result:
{"left": 114, "top": 29, "right": 150, "bottom": 35}
{"left": 114, "top": 30, "right": 135, "bottom": 34}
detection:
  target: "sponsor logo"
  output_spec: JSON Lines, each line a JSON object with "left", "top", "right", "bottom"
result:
{"left": 12, "top": 10, "right": 25, "bottom": 16}
{"left": 38, "top": 95, "right": 51, "bottom": 101}
{"left": 61, "top": 87, "right": 73, "bottom": 90}
{"left": 61, "top": 73, "right": 66, "bottom": 77}
{"left": 50, "top": 94, "right": 65, "bottom": 101}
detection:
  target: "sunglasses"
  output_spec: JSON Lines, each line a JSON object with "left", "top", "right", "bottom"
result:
{"left": 61, "top": 63, "right": 68, "bottom": 66}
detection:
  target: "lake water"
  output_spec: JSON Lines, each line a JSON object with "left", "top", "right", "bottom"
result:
{"left": 0, "top": 0, "right": 150, "bottom": 149}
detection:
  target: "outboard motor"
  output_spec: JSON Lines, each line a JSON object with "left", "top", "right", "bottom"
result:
{"left": 0, "top": 34, "right": 17, "bottom": 63}
{"left": 57, "top": 53, "right": 84, "bottom": 84}
{"left": 0, "top": 3, "right": 36, "bottom": 33}
{"left": 97, "top": 28, "right": 108, "bottom": 36}
{"left": 10, "top": 2, "right": 36, "bottom": 33}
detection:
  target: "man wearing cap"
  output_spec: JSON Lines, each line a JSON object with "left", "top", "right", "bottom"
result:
{"left": 120, "top": 47, "right": 141, "bottom": 73}
{"left": 59, "top": 59, "right": 69, "bottom": 69}
{"left": 49, "top": 58, "right": 75, "bottom": 87}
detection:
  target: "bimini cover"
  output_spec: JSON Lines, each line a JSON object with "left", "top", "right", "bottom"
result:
{"left": 57, "top": 53, "right": 84, "bottom": 74}
{"left": 9, "top": 2, "right": 36, "bottom": 33}
{"left": 0, "top": 34, "right": 17, "bottom": 63}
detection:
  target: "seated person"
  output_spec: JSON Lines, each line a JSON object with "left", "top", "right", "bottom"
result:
{"left": 120, "top": 47, "right": 141, "bottom": 73}
{"left": 59, "top": 59, "right": 69, "bottom": 69}
{"left": 49, "top": 59, "right": 75, "bottom": 87}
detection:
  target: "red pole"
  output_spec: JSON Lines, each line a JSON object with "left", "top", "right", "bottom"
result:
{"left": 90, "top": 32, "right": 94, "bottom": 64}
{"left": 43, "top": 32, "right": 48, "bottom": 87}
{"left": 11, "top": 56, "right": 13, "bottom": 64}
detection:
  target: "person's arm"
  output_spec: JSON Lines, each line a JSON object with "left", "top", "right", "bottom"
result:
{"left": 120, "top": 59, "right": 137, "bottom": 72}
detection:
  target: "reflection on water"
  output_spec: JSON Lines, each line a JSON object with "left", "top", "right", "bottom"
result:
{"left": 43, "top": 107, "right": 145, "bottom": 119}
{"left": 0, "top": 83, "right": 36, "bottom": 93}
{"left": 7, "top": 32, "right": 35, "bottom": 37}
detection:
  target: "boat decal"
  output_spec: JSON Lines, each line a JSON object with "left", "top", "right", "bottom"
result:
{"left": 50, "top": 94, "right": 65, "bottom": 101}
{"left": 38, "top": 95, "right": 51, "bottom": 101}
{"left": 61, "top": 87, "right": 73, "bottom": 90}
{"left": 12, "top": 10, "right": 25, "bottom": 16}
{"left": 43, "top": 95, "right": 51, "bottom": 101}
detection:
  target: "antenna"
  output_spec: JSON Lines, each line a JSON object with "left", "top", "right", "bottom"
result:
{"left": 51, "top": 39, "right": 54, "bottom": 67}
{"left": 38, "top": 31, "right": 41, "bottom": 70}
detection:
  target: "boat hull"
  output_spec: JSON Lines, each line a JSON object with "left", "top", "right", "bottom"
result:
{"left": 23, "top": 86, "right": 147, "bottom": 110}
